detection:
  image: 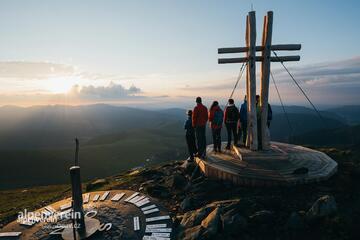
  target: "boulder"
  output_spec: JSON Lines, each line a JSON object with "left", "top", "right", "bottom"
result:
{"left": 201, "top": 207, "right": 221, "bottom": 239}
{"left": 180, "top": 205, "right": 215, "bottom": 228}
{"left": 286, "top": 212, "right": 306, "bottom": 230}
{"left": 190, "top": 165, "right": 201, "bottom": 180}
{"left": 221, "top": 198, "right": 252, "bottom": 215}
{"left": 181, "top": 160, "right": 196, "bottom": 175}
{"left": 140, "top": 179, "right": 155, "bottom": 188}
{"left": 190, "top": 179, "right": 223, "bottom": 194}
{"left": 139, "top": 169, "right": 164, "bottom": 179}
{"left": 180, "top": 197, "right": 193, "bottom": 211}
{"left": 85, "top": 178, "right": 108, "bottom": 191}
{"left": 221, "top": 208, "right": 247, "bottom": 232}
{"left": 144, "top": 184, "right": 170, "bottom": 198}
{"left": 166, "top": 173, "right": 187, "bottom": 190}
{"left": 191, "top": 176, "right": 205, "bottom": 185}
{"left": 249, "top": 210, "right": 274, "bottom": 225}
{"left": 306, "top": 195, "right": 337, "bottom": 220}
{"left": 181, "top": 225, "right": 203, "bottom": 240}
{"left": 173, "top": 215, "right": 183, "bottom": 228}
{"left": 180, "top": 199, "right": 243, "bottom": 229}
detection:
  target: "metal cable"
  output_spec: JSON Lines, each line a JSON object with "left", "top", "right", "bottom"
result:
{"left": 272, "top": 50, "right": 327, "bottom": 125}
{"left": 270, "top": 70, "right": 293, "bottom": 141}
{"left": 228, "top": 62, "right": 247, "bottom": 100}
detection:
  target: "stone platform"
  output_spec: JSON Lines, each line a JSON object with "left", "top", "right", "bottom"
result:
{"left": 195, "top": 142, "right": 338, "bottom": 186}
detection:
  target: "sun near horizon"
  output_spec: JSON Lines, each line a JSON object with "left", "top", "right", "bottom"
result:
{"left": 0, "top": 0, "right": 359, "bottom": 108}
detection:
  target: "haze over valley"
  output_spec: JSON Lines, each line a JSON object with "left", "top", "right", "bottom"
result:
{"left": 1, "top": 104, "right": 359, "bottom": 190}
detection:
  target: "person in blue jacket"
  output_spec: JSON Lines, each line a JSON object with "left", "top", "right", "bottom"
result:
{"left": 184, "top": 110, "right": 197, "bottom": 161}
{"left": 239, "top": 95, "right": 247, "bottom": 145}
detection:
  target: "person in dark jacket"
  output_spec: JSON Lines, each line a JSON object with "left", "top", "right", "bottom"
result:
{"left": 238, "top": 95, "right": 247, "bottom": 145}
{"left": 209, "top": 101, "right": 223, "bottom": 152}
{"left": 256, "top": 95, "right": 272, "bottom": 126}
{"left": 256, "top": 95, "right": 273, "bottom": 149}
{"left": 256, "top": 95, "right": 262, "bottom": 148}
{"left": 224, "top": 98, "right": 239, "bottom": 149}
{"left": 267, "top": 103, "right": 273, "bottom": 128}
{"left": 192, "top": 97, "right": 208, "bottom": 158}
{"left": 184, "top": 110, "right": 197, "bottom": 161}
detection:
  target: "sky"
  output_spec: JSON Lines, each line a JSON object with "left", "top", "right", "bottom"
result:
{"left": 0, "top": 0, "right": 359, "bottom": 108}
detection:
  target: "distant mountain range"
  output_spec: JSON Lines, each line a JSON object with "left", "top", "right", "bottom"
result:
{"left": 293, "top": 124, "right": 360, "bottom": 147}
{"left": 0, "top": 104, "right": 182, "bottom": 150}
{"left": 0, "top": 104, "right": 359, "bottom": 189}
{"left": 325, "top": 105, "right": 360, "bottom": 125}
{"left": 1, "top": 104, "right": 357, "bottom": 149}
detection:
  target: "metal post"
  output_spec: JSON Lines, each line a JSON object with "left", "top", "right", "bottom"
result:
{"left": 62, "top": 139, "right": 100, "bottom": 240}
{"left": 75, "top": 138, "right": 79, "bottom": 166}
{"left": 70, "top": 166, "right": 85, "bottom": 232}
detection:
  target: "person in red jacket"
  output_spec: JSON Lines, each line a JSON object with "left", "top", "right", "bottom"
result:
{"left": 208, "top": 101, "right": 224, "bottom": 152}
{"left": 192, "top": 97, "right": 208, "bottom": 158}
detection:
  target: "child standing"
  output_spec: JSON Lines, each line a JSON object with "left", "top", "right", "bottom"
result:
{"left": 184, "top": 110, "right": 197, "bottom": 161}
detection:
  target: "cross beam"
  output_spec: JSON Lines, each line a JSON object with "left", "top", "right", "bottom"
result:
{"left": 218, "top": 11, "right": 301, "bottom": 151}
{"left": 218, "top": 44, "right": 301, "bottom": 54}
{"left": 218, "top": 55, "right": 300, "bottom": 64}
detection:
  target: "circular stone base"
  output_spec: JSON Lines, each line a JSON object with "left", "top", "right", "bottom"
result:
{"left": 0, "top": 190, "right": 173, "bottom": 240}
{"left": 195, "top": 141, "right": 338, "bottom": 186}
{"left": 61, "top": 217, "right": 100, "bottom": 240}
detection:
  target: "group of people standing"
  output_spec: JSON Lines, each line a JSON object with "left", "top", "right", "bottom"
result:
{"left": 184, "top": 96, "right": 272, "bottom": 161}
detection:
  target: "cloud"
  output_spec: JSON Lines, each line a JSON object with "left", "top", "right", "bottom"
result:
{"left": 0, "top": 61, "right": 147, "bottom": 85}
{"left": 175, "top": 56, "right": 360, "bottom": 105}
{"left": 272, "top": 56, "right": 360, "bottom": 87}
{"left": 1, "top": 57, "right": 360, "bottom": 106}
{"left": 0, "top": 61, "right": 76, "bottom": 79}
{"left": 77, "top": 72, "right": 141, "bottom": 82}
{"left": 0, "top": 82, "right": 145, "bottom": 106}
{"left": 69, "top": 82, "right": 142, "bottom": 100}
{"left": 178, "top": 76, "right": 240, "bottom": 91}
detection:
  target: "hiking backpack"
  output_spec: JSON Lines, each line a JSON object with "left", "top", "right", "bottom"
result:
{"left": 213, "top": 109, "right": 224, "bottom": 126}
{"left": 226, "top": 106, "right": 239, "bottom": 122}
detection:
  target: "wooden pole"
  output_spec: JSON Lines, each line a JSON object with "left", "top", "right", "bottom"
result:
{"left": 270, "top": 56, "right": 300, "bottom": 62}
{"left": 218, "top": 57, "right": 248, "bottom": 64}
{"left": 260, "top": 11, "right": 273, "bottom": 150}
{"left": 245, "top": 15, "right": 250, "bottom": 147}
{"left": 218, "top": 55, "right": 300, "bottom": 64}
{"left": 246, "top": 11, "right": 258, "bottom": 150}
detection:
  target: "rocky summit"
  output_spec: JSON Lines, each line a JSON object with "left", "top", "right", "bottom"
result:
{"left": 75, "top": 146, "right": 358, "bottom": 240}
{"left": 1, "top": 148, "right": 359, "bottom": 240}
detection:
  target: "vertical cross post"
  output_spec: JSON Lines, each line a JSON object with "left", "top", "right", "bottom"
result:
{"left": 260, "top": 11, "right": 273, "bottom": 150}
{"left": 245, "top": 11, "right": 258, "bottom": 150}
{"left": 218, "top": 11, "right": 301, "bottom": 151}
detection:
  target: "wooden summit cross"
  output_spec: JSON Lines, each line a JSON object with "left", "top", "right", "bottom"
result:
{"left": 218, "top": 11, "right": 301, "bottom": 151}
